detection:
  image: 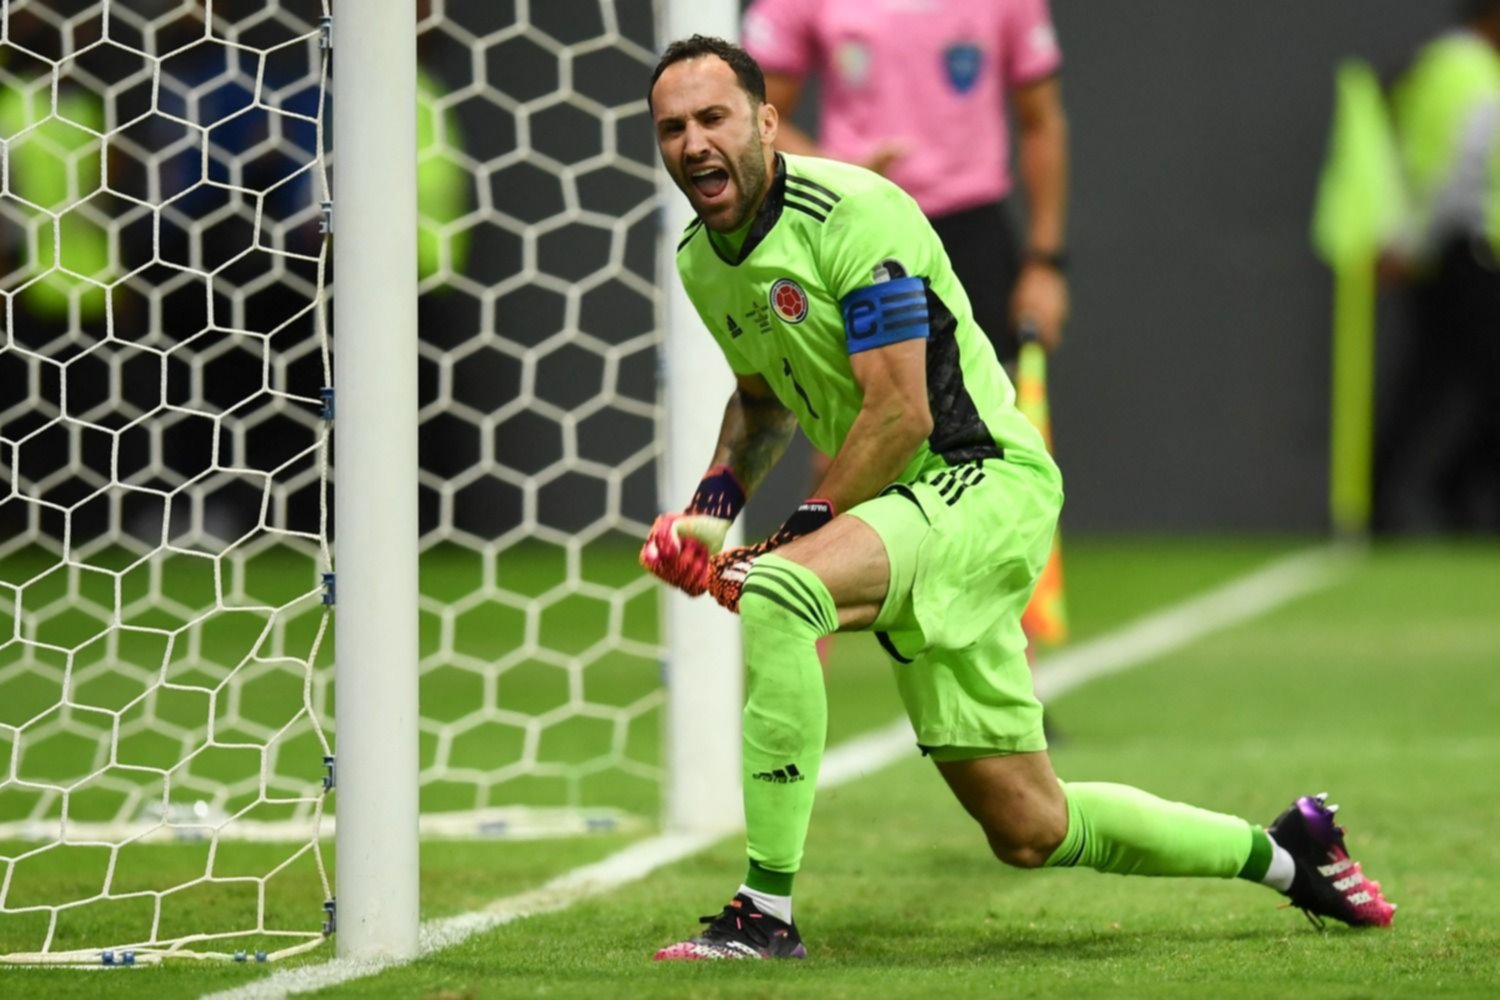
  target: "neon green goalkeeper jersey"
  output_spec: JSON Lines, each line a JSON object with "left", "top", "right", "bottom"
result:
{"left": 676, "top": 153, "right": 1055, "bottom": 485}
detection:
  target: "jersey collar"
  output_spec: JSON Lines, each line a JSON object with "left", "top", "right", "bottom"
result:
{"left": 706, "top": 154, "right": 787, "bottom": 267}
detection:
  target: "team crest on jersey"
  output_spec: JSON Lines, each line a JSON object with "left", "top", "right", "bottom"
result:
{"left": 944, "top": 42, "right": 983, "bottom": 94}
{"left": 770, "top": 278, "right": 809, "bottom": 324}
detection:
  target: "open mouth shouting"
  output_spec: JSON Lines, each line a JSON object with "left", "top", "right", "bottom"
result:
{"left": 690, "top": 165, "right": 730, "bottom": 200}
{"left": 683, "top": 160, "right": 743, "bottom": 225}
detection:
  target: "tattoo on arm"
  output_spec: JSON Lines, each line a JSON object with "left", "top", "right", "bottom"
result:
{"left": 712, "top": 387, "right": 798, "bottom": 500}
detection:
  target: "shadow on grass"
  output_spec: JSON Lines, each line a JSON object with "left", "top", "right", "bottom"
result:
{"left": 812, "top": 923, "right": 1309, "bottom": 967}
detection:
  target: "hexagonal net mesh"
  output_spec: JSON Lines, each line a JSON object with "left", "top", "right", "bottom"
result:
{"left": 0, "top": 0, "right": 334, "bottom": 964}
{"left": 0, "top": 0, "right": 672, "bottom": 966}
{"left": 408, "top": 0, "right": 665, "bottom": 837}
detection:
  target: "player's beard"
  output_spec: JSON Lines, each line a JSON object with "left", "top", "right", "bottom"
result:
{"left": 723, "top": 135, "right": 769, "bottom": 231}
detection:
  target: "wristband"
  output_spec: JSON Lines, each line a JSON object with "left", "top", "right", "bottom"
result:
{"left": 688, "top": 465, "right": 746, "bottom": 521}
{"left": 1026, "top": 249, "right": 1069, "bottom": 274}
{"left": 775, "top": 498, "right": 835, "bottom": 543}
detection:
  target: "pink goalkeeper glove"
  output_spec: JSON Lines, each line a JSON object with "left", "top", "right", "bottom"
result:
{"left": 639, "top": 466, "right": 745, "bottom": 597}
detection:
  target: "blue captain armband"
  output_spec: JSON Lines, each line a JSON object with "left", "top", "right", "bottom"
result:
{"left": 841, "top": 276, "right": 930, "bottom": 354}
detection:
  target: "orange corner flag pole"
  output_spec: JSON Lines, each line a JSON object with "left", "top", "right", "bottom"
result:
{"left": 1016, "top": 330, "right": 1069, "bottom": 647}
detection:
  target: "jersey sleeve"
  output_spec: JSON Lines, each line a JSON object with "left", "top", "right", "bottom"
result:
{"left": 822, "top": 185, "right": 938, "bottom": 302}
{"left": 742, "top": 0, "right": 819, "bottom": 78}
{"left": 1002, "top": 0, "right": 1063, "bottom": 87}
{"left": 821, "top": 185, "right": 941, "bottom": 354}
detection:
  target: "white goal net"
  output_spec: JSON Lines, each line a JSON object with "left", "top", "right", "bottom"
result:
{"left": 0, "top": 0, "right": 334, "bottom": 964}
{"left": 407, "top": 0, "right": 667, "bottom": 837}
{"left": 0, "top": 0, "right": 721, "bottom": 966}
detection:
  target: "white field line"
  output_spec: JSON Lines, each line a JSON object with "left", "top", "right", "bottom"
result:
{"left": 202, "top": 543, "right": 1352, "bottom": 1000}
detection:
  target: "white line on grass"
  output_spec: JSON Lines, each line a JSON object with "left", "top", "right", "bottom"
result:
{"left": 202, "top": 543, "right": 1353, "bottom": 1000}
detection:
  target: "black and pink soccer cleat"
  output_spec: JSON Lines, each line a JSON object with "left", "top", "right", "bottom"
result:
{"left": 653, "top": 894, "right": 807, "bottom": 960}
{"left": 1268, "top": 793, "right": 1397, "bottom": 929}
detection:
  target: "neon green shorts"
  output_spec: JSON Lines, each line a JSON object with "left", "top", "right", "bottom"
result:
{"left": 846, "top": 454, "right": 1062, "bottom": 758}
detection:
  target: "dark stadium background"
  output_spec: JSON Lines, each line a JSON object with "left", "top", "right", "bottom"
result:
{"left": 736, "top": 0, "right": 1451, "bottom": 535}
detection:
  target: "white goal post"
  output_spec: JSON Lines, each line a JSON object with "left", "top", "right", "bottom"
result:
{"left": 329, "top": 0, "right": 749, "bottom": 957}
{"left": 657, "top": 0, "right": 744, "bottom": 838}
{"left": 329, "top": 1, "right": 419, "bottom": 961}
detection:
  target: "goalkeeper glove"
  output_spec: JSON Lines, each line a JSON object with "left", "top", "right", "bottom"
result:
{"left": 707, "top": 498, "right": 834, "bottom": 612}
{"left": 639, "top": 465, "right": 746, "bottom": 596}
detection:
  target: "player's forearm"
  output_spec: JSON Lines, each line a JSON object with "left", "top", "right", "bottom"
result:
{"left": 815, "top": 402, "right": 931, "bottom": 513}
{"left": 1018, "top": 110, "right": 1069, "bottom": 254}
{"left": 709, "top": 388, "right": 799, "bottom": 502}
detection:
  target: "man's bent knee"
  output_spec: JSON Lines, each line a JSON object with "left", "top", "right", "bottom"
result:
{"left": 985, "top": 824, "right": 1065, "bottom": 869}
{"left": 935, "top": 752, "right": 1068, "bottom": 869}
{"left": 977, "top": 787, "right": 1067, "bottom": 868}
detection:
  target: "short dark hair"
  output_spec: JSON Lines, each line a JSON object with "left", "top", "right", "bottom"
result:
{"left": 647, "top": 35, "right": 766, "bottom": 109}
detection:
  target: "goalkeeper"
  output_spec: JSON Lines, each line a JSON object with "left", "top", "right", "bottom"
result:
{"left": 642, "top": 36, "right": 1394, "bottom": 961}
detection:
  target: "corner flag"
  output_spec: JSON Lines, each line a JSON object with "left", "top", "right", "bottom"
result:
{"left": 1311, "top": 60, "right": 1406, "bottom": 536}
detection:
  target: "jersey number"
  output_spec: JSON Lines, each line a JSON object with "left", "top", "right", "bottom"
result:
{"left": 782, "top": 357, "right": 820, "bottom": 419}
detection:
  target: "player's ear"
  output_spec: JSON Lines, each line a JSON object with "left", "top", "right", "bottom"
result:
{"left": 757, "top": 99, "right": 778, "bottom": 145}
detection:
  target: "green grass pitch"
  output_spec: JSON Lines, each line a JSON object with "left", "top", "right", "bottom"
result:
{"left": 3, "top": 538, "right": 1498, "bottom": 997}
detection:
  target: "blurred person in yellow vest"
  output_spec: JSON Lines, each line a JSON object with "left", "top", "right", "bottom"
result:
{"left": 0, "top": 56, "right": 465, "bottom": 333}
{"left": 0, "top": 80, "right": 111, "bottom": 328}
{"left": 1377, "top": 0, "right": 1500, "bottom": 533}
{"left": 414, "top": 1, "right": 470, "bottom": 285}
{"left": 418, "top": 70, "right": 470, "bottom": 284}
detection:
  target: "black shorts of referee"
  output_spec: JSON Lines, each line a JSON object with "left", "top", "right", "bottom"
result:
{"left": 928, "top": 199, "right": 1023, "bottom": 365}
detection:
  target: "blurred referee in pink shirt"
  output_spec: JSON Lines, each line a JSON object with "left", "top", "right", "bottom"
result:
{"left": 742, "top": 0, "right": 1070, "bottom": 361}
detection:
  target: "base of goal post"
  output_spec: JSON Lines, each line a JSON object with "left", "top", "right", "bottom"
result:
{"left": 0, "top": 804, "right": 645, "bottom": 966}
{"left": 0, "top": 931, "right": 329, "bottom": 968}
{"left": 0, "top": 807, "right": 647, "bottom": 846}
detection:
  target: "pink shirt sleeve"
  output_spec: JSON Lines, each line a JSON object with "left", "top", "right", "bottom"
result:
{"left": 1002, "top": 0, "right": 1063, "bottom": 86}
{"left": 742, "top": 0, "right": 819, "bottom": 77}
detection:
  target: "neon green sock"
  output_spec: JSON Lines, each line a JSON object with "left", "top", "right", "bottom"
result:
{"left": 738, "top": 554, "right": 836, "bottom": 896}
{"left": 1045, "top": 782, "right": 1261, "bottom": 879}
